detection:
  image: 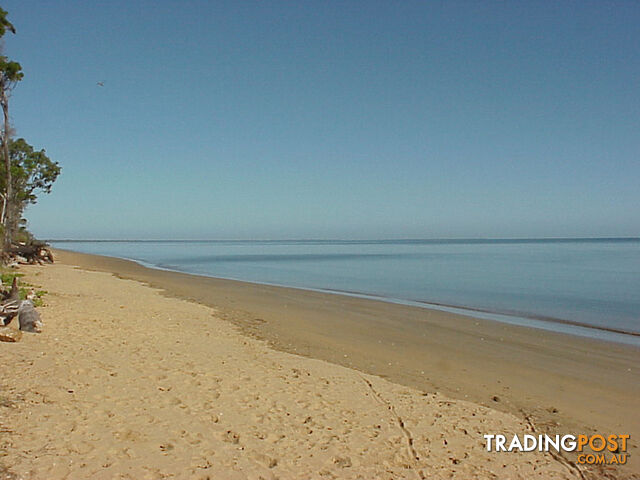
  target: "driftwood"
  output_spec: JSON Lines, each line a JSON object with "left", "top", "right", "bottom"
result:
{"left": 18, "top": 300, "right": 43, "bottom": 332}
{"left": 0, "top": 301, "right": 42, "bottom": 334}
{"left": 0, "top": 326, "right": 21, "bottom": 342}
{"left": 0, "top": 278, "right": 44, "bottom": 333}
{"left": 7, "top": 241, "right": 54, "bottom": 265}
{"left": 0, "top": 278, "right": 20, "bottom": 326}
{"left": 8, "top": 276, "right": 18, "bottom": 298}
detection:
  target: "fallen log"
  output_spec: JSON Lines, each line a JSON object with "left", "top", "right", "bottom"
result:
{"left": 0, "top": 275, "right": 45, "bottom": 333}
{"left": 7, "top": 242, "right": 54, "bottom": 264}
{"left": 18, "top": 300, "right": 43, "bottom": 333}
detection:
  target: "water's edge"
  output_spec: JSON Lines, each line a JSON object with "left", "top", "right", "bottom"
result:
{"left": 55, "top": 247, "right": 640, "bottom": 347}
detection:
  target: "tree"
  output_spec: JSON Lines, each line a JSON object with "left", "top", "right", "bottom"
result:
{"left": 0, "top": 7, "right": 23, "bottom": 250}
{"left": 0, "top": 138, "right": 61, "bottom": 241}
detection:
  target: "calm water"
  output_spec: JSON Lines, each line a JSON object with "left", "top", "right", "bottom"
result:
{"left": 51, "top": 239, "right": 640, "bottom": 340}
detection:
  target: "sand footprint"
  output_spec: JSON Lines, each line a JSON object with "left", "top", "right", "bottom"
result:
{"left": 221, "top": 430, "right": 240, "bottom": 444}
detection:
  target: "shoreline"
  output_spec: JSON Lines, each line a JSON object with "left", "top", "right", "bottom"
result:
{"left": 2, "top": 259, "right": 611, "bottom": 478}
{"left": 57, "top": 248, "right": 640, "bottom": 345}
{"left": 49, "top": 249, "right": 640, "bottom": 466}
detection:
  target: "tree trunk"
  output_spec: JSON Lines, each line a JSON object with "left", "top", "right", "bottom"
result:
{"left": 0, "top": 80, "right": 11, "bottom": 252}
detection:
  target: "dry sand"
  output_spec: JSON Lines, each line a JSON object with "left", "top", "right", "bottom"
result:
{"left": 0, "top": 255, "right": 637, "bottom": 478}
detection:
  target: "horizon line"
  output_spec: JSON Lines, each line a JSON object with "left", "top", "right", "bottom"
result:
{"left": 46, "top": 236, "right": 640, "bottom": 243}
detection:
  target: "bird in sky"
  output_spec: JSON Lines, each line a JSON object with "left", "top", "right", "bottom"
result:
{"left": 97, "top": 81, "right": 104, "bottom": 87}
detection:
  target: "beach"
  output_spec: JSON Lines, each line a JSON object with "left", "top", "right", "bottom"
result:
{"left": 0, "top": 251, "right": 638, "bottom": 479}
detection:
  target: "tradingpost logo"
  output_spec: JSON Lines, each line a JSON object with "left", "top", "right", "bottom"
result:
{"left": 484, "top": 434, "right": 630, "bottom": 465}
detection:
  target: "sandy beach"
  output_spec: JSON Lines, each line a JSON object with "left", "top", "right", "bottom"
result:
{"left": 0, "top": 252, "right": 638, "bottom": 479}
{"left": 2, "top": 0, "right": 638, "bottom": 478}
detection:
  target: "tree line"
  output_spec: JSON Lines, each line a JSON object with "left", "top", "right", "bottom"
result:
{"left": 0, "top": 6, "right": 60, "bottom": 260}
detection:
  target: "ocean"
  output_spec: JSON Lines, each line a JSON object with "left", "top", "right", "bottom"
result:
{"left": 51, "top": 238, "right": 640, "bottom": 343}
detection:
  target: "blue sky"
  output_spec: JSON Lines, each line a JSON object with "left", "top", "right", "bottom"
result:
{"left": 3, "top": 0, "right": 639, "bottom": 239}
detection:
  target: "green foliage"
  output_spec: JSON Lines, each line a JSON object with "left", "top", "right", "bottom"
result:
{"left": 0, "top": 8, "right": 22, "bottom": 87}
{"left": 0, "top": 7, "right": 16, "bottom": 37}
{"left": 0, "top": 138, "right": 60, "bottom": 240}
{"left": 14, "top": 226, "right": 32, "bottom": 244}
{"left": 0, "top": 57, "right": 22, "bottom": 83}
{"left": 0, "top": 271, "right": 23, "bottom": 284}
{"left": 0, "top": 7, "right": 57, "bottom": 251}
{"left": 0, "top": 8, "right": 24, "bottom": 85}
{"left": 0, "top": 270, "right": 46, "bottom": 305}
{"left": 8, "top": 138, "right": 61, "bottom": 204}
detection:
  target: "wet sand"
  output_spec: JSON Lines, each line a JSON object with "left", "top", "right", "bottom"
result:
{"left": 0, "top": 250, "right": 638, "bottom": 478}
